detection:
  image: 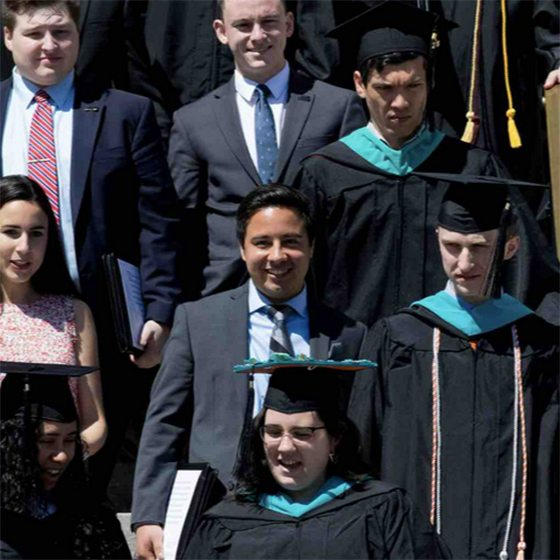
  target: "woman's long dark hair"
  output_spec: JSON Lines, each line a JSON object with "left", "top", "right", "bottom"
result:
{"left": 0, "top": 175, "right": 76, "bottom": 297}
{"left": 232, "top": 407, "right": 371, "bottom": 502}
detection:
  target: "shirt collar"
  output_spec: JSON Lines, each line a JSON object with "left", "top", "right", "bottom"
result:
{"left": 12, "top": 67, "right": 75, "bottom": 110}
{"left": 235, "top": 62, "right": 290, "bottom": 104}
{"left": 443, "top": 279, "right": 502, "bottom": 311}
{"left": 248, "top": 278, "right": 308, "bottom": 318}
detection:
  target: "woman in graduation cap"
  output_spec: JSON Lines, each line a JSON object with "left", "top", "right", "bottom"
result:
{"left": 0, "top": 369, "right": 131, "bottom": 559}
{"left": 183, "top": 357, "right": 450, "bottom": 559}
{"left": 0, "top": 175, "right": 106, "bottom": 457}
{"left": 349, "top": 175, "right": 559, "bottom": 560}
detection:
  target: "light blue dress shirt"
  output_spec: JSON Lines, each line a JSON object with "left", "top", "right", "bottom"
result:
{"left": 248, "top": 279, "right": 310, "bottom": 416}
{"left": 2, "top": 69, "right": 80, "bottom": 290}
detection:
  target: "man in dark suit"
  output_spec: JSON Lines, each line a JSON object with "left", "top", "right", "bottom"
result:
{"left": 170, "top": 0, "right": 366, "bottom": 301}
{"left": 1, "top": 0, "right": 183, "bottom": 507}
{"left": 132, "top": 186, "right": 367, "bottom": 559}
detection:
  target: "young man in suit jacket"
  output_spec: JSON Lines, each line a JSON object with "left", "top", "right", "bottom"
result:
{"left": 132, "top": 186, "right": 367, "bottom": 559}
{"left": 1, "top": 0, "right": 184, "bottom": 508}
{"left": 169, "top": 0, "right": 367, "bottom": 302}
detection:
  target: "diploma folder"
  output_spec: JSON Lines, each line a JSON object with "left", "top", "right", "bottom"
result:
{"left": 164, "top": 463, "right": 225, "bottom": 559}
{"left": 102, "top": 254, "right": 145, "bottom": 354}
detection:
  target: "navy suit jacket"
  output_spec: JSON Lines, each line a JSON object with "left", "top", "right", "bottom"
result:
{"left": 131, "top": 282, "right": 367, "bottom": 529}
{"left": 0, "top": 77, "right": 183, "bottom": 332}
{"left": 169, "top": 71, "right": 367, "bottom": 299}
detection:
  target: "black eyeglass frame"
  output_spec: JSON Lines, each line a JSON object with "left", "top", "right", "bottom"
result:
{"left": 260, "top": 425, "right": 327, "bottom": 444}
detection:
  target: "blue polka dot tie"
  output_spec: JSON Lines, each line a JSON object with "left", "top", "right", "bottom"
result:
{"left": 254, "top": 84, "right": 278, "bottom": 185}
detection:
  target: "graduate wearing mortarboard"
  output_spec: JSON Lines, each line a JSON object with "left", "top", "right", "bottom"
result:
{"left": 0, "top": 363, "right": 131, "bottom": 559}
{"left": 184, "top": 356, "right": 450, "bottom": 560}
{"left": 294, "top": 1, "right": 557, "bottom": 329}
{"left": 348, "top": 176, "right": 559, "bottom": 560}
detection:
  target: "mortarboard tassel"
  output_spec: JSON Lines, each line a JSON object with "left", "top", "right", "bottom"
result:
{"left": 461, "top": 0, "right": 483, "bottom": 145}
{"left": 501, "top": 0, "right": 522, "bottom": 148}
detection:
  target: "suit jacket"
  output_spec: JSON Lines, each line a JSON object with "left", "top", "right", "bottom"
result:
{"left": 169, "top": 70, "right": 367, "bottom": 300}
{"left": 131, "top": 282, "right": 367, "bottom": 529}
{"left": 0, "top": 77, "right": 183, "bottom": 335}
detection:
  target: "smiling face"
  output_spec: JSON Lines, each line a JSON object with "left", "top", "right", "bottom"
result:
{"left": 4, "top": 5, "right": 79, "bottom": 87}
{"left": 37, "top": 420, "right": 77, "bottom": 491}
{"left": 438, "top": 226, "right": 519, "bottom": 305}
{"left": 263, "top": 409, "right": 335, "bottom": 502}
{"left": 240, "top": 206, "right": 313, "bottom": 303}
{"left": 0, "top": 200, "right": 49, "bottom": 295}
{"left": 213, "top": 0, "right": 293, "bottom": 83}
{"left": 354, "top": 56, "right": 427, "bottom": 149}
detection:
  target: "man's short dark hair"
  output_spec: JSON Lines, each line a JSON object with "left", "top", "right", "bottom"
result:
{"left": 2, "top": 0, "right": 79, "bottom": 32}
{"left": 216, "top": 0, "right": 288, "bottom": 19}
{"left": 236, "top": 184, "right": 315, "bottom": 246}
{"left": 359, "top": 51, "right": 427, "bottom": 84}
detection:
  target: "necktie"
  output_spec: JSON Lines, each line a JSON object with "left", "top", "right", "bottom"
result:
{"left": 28, "top": 90, "right": 59, "bottom": 223}
{"left": 266, "top": 305, "right": 294, "bottom": 357}
{"left": 254, "top": 84, "right": 278, "bottom": 185}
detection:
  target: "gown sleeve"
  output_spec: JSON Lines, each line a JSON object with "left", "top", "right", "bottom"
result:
{"left": 183, "top": 516, "right": 233, "bottom": 560}
{"left": 368, "top": 489, "right": 452, "bottom": 559}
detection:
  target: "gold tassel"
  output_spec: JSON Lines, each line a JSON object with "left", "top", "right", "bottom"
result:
{"left": 462, "top": 112, "right": 476, "bottom": 143}
{"left": 506, "top": 109, "right": 522, "bottom": 148}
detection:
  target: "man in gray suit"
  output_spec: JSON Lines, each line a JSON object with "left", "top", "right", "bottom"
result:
{"left": 170, "top": 0, "right": 366, "bottom": 301}
{"left": 132, "top": 186, "right": 367, "bottom": 559}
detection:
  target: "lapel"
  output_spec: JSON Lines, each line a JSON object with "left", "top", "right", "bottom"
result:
{"left": 212, "top": 79, "right": 261, "bottom": 186}
{"left": 275, "top": 72, "right": 315, "bottom": 180}
{"left": 0, "top": 78, "right": 11, "bottom": 177}
{"left": 70, "top": 83, "right": 105, "bottom": 227}
{"left": 79, "top": 0, "right": 91, "bottom": 30}
{"left": 226, "top": 283, "right": 251, "bottom": 402}
{"left": 308, "top": 297, "right": 331, "bottom": 360}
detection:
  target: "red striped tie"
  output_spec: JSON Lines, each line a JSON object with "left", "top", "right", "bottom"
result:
{"left": 28, "top": 90, "right": 59, "bottom": 223}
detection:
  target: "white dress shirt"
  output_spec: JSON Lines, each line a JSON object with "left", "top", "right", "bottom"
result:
{"left": 248, "top": 279, "right": 310, "bottom": 416}
{"left": 2, "top": 69, "right": 80, "bottom": 289}
{"left": 234, "top": 62, "right": 290, "bottom": 172}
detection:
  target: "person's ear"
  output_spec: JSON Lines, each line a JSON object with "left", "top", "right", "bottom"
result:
{"left": 213, "top": 19, "right": 228, "bottom": 45}
{"left": 240, "top": 242, "right": 247, "bottom": 262}
{"left": 354, "top": 71, "right": 367, "bottom": 99}
{"left": 285, "top": 11, "right": 294, "bottom": 38}
{"left": 4, "top": 27, "right": 13, "bottom": 52}
{"left": 504, "top": 235, "right": 520, "bottom": 261}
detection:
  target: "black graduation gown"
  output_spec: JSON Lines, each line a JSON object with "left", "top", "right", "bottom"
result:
{"left": 0, "top": 504, "right": 132, "bottom": 559}
{"left": 349, "top": 311, "right": 559, "bottom": 559}
{"left": 295, "top": 135, "right": 506, "bottom": 328}
{"left": 184, "top": 480, "right": 451, "bottom": 559}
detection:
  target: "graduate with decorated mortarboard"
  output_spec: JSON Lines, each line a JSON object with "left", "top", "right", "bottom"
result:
{"left": 184, "top": 355, "right": 450, "bottom": 560}
{"left": 349, "top": 175, "right": 559, "bottom": 560}
{"left": 293, "top": 1, "right": 526, "bottom": 330}
{"left": 0, "top": 363, "right": 131, "bottom": 559}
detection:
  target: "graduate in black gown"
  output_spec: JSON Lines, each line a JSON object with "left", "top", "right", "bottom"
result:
{"left": 295, "top": 1, "right": 512, "bottom": 329}
{"left": 184, "top": 356, "right": 450, "bottom": 560}
{"left": 0, "top": 364, "right": 131, "bottom": 559}
{"left": 349, "top": 177, "right": 559, "bottom": 560}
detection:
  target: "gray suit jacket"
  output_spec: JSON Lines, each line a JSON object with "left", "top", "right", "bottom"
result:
{"left": 169, "top": 71, "right": 366, "bottom": 299}
{"left": 131, "top": 283, "right": 367, "bottom": 529}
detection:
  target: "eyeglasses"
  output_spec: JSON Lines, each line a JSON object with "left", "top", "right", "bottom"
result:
{"left": 260, "top": 425, "right": 326, "bottom": 445}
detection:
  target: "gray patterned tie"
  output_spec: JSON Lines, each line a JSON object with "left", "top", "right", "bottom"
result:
{"left": 266, "top": 305, "right": 294, "bottom": 357}
{"left": 254, "top": 84, "right": 278, "bottom": 184}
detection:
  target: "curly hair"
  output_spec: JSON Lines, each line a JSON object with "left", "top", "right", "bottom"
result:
{"left": 1, "top": 416, "right": 128, "bottom": 558}
{"left": 1, "top": 415, "right": 87, "bottom": 517}
{"left": 232, "top": 406, "right": 371, "bottom": 502}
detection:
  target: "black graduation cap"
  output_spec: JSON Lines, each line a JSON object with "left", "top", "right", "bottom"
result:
{"left": 326, "top": 0, "right": 456, "bottom": 69}
{"left": 235, "top": 355, "right": 376, "bottom": 414}
{"left": 0, "top": 362, "right": 97, "bottom": 423}
{"left": 414, "top": 172, "right": 548, "bottom": 298}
